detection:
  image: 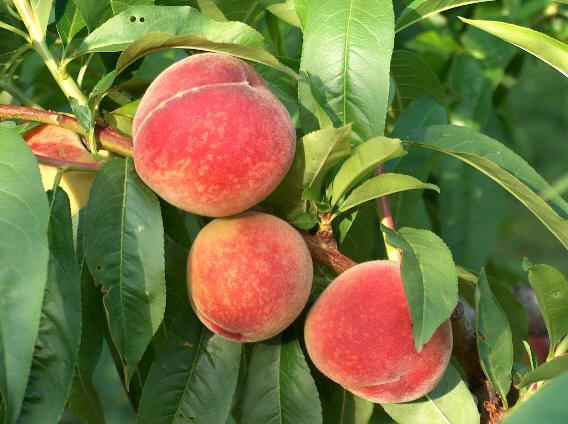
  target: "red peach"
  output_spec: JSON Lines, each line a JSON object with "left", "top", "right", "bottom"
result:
{"left": 133, "top": 53, "right": 295, "bottom": 217}
{"left": 304, "top": 260, "right": 452, "bottom": 403}
{"left": 187, "top": 212, "right": 313, "bottom": 342}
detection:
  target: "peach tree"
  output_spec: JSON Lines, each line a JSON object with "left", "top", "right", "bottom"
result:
{"left": 0, "top": 0, "right": 567, "bottom": 423}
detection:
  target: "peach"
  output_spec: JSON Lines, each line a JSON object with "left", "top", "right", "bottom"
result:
{"left": 304, "top": 260, "right": 452, "bottom": 403}
{"left": 133, "top": 53, "right": 296, "bottom": 217}
{"left": 187, "top": 212, "right": 313, "bottom": 342}
{"left": 24, "top": 124, "right": 100, "bottom": 215}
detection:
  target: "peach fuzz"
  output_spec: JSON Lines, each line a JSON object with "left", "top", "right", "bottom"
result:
{"left": 24, "top": 124, "right": 100, "bottom": 215}
{"left": 133, "top": 53, "right": 296, "bottom": 217}
{"left": 304, "top": 260, "right": 452, "bottom": 403}
{"left": 187, "top": 212, "right": 313, "bottom": 342}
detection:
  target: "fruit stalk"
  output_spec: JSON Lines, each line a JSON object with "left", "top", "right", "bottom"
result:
{"left": 0, "top": 105, "right": 133, "bottom": 156}
{"left": 375, "top": 164, "right": 402, "bottom": 262}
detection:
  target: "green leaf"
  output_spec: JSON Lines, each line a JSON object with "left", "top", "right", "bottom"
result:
{"left": 267, "top": 0, "right": 300, "bottom": 27}
{"left": 390, "top": 50, "right": 445, "bottom": 112}
{"left": 136, "top": 309, "right": 241, "bottom": 424}
{"left": 337, "top": 173, "right": 439, "bottom": 215}
{"left": 459, "top": 18, "right": 568, "bottom": 77}
{"left": 395, "top": 0, "right": 494, "bottom": 32}
{"left": 18, "top": 188, "right": 82, "bottom": 423}
{"left": 30, "top": 0, "right": 53, "bottom": 38}
{"left": 89, "top": 71, "right": 116, "bottom": 100}
{"left": 322, "top": 386, "right": 374, "bottom": 424}
{"left": 293, "top": 0, "right": 309, "bottom": 28}
{"left": 73, "top": 0, "right": 153, "bottom": 32}
{"left": 268, "top": 125, "right": 352, "bottom": 217}
{"left": 213, "top": 0, "right": 265, "bottom": 23}
{"left": 0, "top": 128, "right": 49, "bottom": 424}
{"left": 526, "top": 263, "right": 568, "bottom": 355}
{"left": 337, "top": 205, "right": 379, "bottom": 263}
{"left": 197, "top": 0, "right": 227, "bottom": 21}
{"left": 382, "top": 226, "right": 458, "bottom": 350}
{"left": 382, "top": 364, "right": 479, "bottom": 424}
{"left": 331, "top": 137, "right": 406, "bottom": 206}
{"left": 518, "top": 354, "right": 568, "bottom": 388}
{"left": 503, "top": 372, "right": 568, "bottom": 423}
{"left": 490, "top": 278, "right": 528, "bottom": 363}
{"left": 408, "top": 125, "right": 568, "bottom": 249}
{"left": 55, "top": 0, "right": 87, "bottom": 45}
{"left": 77, "top": 6, "right": 265, "bottom": 54}
{"left": 289, "top": 212, "right": 318, "bottom": 230}
{"left": 475, "top": 270, "right": 513, "bottom": 407}
{"left": 84, "top": 158, "right": 166, "bottom": 382}
{"left": 69, "top": 97, "right": 95, "bottom": 133}
{"left": 115, "top": 32, "right": 297, "bottom": 77}
{"left": 299, "top": 0, "right": 394, "bottom": 142}
{"left": 240, "top": 336, "right": 322, "bottom": 424}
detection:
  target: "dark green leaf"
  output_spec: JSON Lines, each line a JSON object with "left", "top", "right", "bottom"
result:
{"left": 337, "top": 174, "right": 439, "bottom": 215}
{"left": 503, "top": 372, "right": 568, "bottom": 423}
{"left": 19, "top": 188, "right": 82, "bottom": 423}
{"left": 69, "top": 97, "right": 95, "bottom": 132}
{"left": 382, "top": 364, "right": 479, "bottom": 424}
{"left": 526, "top": 263, "right": 568, "bottom": 355}
{"left": 337, "top": 205, "right": 380, "bottom": 263}
{"left": 382, "top": 226, "right": 458, "bottom": 350}
{"left": 299, "top": 0, "right": 394, "bottom": 142}
{"left": 0, "top": 128, "right": 49, "bottom": 424}
{"left": 77, "top": 6, "right": 265, "bottom": 54}
{"left": 396, "top": 0, "right": 494, "bottom": 32}
{"left": 409, "top": 125, "right": 568, "bottom": 249}
{"left": 331, "top": 137, "right": 405, "bottom": 206}
{"left": 322, "top": 386, "right": 373, "bottom": 424}
{"left": 475, "top": 270, "right": 513, "bottom": 407}
{"left": 55, "top": 0, "right": 86, "bottom": 45}
{"left": 136, "top": 309, "right": 241, "bottom": 423}
{"left": 392, "top": 96, "right": 448, "bottom": 140}
{"left": 89, "top": 71, "right": 116, "bottom": 100}
{"left": 84, "top": 158, "right": 166, "bottom": 382}
{"left": 240, "top": 336, "right": 322, "bottom": 424}
{"left": 73, "top": 0, "right": 153, "bottom": 32}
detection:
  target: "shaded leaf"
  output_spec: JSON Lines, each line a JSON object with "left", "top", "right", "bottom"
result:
{"left": 73, "top": 0, "right": 153, "bottom": 32}
{"left": 322, "top": 386, "right": 373, "bottom": 424}
{"left": 55, "top": 0, "right": 86, "bottom": 45}
{"left": 0, "top": 128, "right": 49, "bottom": 424}
{"left": 84, "top": 158, "right": 166, "bottom": 382}
{"left": 382, "top": 226, "right": 458, "bottom": 350}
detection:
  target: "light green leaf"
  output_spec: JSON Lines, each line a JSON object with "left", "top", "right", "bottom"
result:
{"left": 526, "top": 263, "right": 568, "bottom": 355}
{"left": 72, "top": 0, "right": 153, "bottom": 32}
{"left": 382, "top": 364, "right": 479, "bottom": 424}
{"left": 396, "top": 0, "right": 494, "bottom": 32}
{"left": 337, "top": 173, "right": 439, "bottom": 214}
{"left": 84, "top": 158, "right": 166, "bottom": 382}
{"left": 460, "top": 17, "right": 568, "bottom": 77}
{"left": 503, "top": 372, "right": 568, "bottom": 423}
{"left": 136, "top": 309, "right": 241, "bottom": 424}
{"left": 197, "top": 0, "right": 227, "bottom": 21}
{"left": 116, "top": 32, "right": 297, "bottom": 77}
{"left": 267, "top": 0, "right": 300, "bottom": 27}
{"left": 77, "top": 6, "right": 265, "bottom": 54}
{"left": 30, "top": 0, "right": 53, "bottom": 38}
{"left": 18, "top": 189, "right": 82, "bottom": 424}
{"left": 240, "top": 336, "right": 322, "bottom": 424}
{"left": 299, "top": 0, "right": 394, "bottom": 142}
{"left": 331, "top": 137, "right": 406, "bottom": 206}
{"left": 409, "top": 125, "right": 568, "bottom": 249}
{"left": 0, "top": 128, "right": 49, "bottom": 424}
{"left": 475, "top": 270, "right": 513, "bottom": 407}
{"left": 518, "top": 354, "right": 568, "bottom": 388}
{"left": 391, "top": 50, "right": 445, "bottom": 112}
{"left": 268, "top": 125, "right": 352, "bottom": 217}
{"left": 382, "top": 226, "right": 458, "bottom": 350}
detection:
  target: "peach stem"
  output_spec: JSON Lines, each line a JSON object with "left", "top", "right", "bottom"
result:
{"left": 34, "top": 154, "right": 102, "bottom": 171}
{"left": 0, "top": 104, "right": 133, "bottom": 156}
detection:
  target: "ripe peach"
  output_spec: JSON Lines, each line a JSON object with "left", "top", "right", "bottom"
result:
{"left": 24, "top": 124, "right": 99, "bottom": 215}
{"left": 304, "top": 260, "right": 452, "bottom": 403}
{"left": 133, "top": 53, "right": 296, "bottom": 217}
{"left": 187, "top": 212, "right": 313, "bottom": 342}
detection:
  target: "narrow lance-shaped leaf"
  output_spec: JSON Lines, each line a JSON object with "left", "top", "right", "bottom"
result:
{"left": 382, "top": 226, "right": 458, "bottom": 350}
{"left": 116, "top": 33, "right": 297, "bottom": 78}
{"left": 18, "top": 188, "right": 82, "bottom": 423}
{"left": 475, "top": 270, "right": 513, "bottom": 407}
{"left": 299, "top": 0, "right": 395, "bottom": 142}
{"left": 331, "top": 136, "right": 406, "bottom": 206}
{"left": 525, "top": 262, "right": 568, "bottom": 356}
{"left": 382, "top": 363, "right": 479, "bottom": 424}
{"left": 240, "top": 336, "right": 322, "bottom": 424}
{"left": 77, "top": 6, "right": 265, "bottom": 54}
{"left": 409, "top": 125, "right": 568, "bottom": 249}
{"left": 336, "top": 173, "right": 439, "bottom": 215}
{"left": 459, "top": 18, "right": 568, "bottom": 77}
{"left": 196, "top": 0, "right": 227, "bottom": 21}
{"left": 518, "top": 354, "right": 568, "bottom": 388}
{"left": 0, "top": 128, "right": 49, "bottom": 424}
{"left": 395, "top": 0, "right": 495, "bottom": 32}
{"left": 55, "top": 0, "right": 86, "bottom": 45}
{"left": 84, "top": 158, "right": 166, "bottom": 382}
{"left": 29, "top": 0, "right": 53, "bottom": 38}
{"left": 136, "top": 309, "right": 241, "bottom": 424}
